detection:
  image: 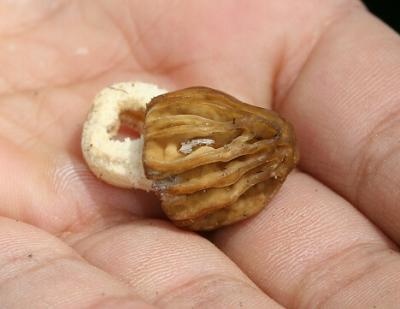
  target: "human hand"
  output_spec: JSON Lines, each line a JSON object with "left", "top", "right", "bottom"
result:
{"left": 0, "top": 1, "right": 399, "bottom": 308}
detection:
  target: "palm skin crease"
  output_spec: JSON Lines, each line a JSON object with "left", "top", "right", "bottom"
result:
{"left": 0, "top": 1, "right": 400, "bottom": 308}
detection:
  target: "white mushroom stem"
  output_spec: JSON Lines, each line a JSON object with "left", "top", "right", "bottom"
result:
{"left": 81, "top": 82, "right": 167, "bottom": 191}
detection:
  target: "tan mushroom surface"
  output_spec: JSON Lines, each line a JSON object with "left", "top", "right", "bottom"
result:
{"left": 143, "top": 87, "right": 298, "bottom": 231}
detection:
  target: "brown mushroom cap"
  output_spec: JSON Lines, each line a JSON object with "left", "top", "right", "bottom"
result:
{"left": 143, "top": 87, "right": 298, "bottom": 231}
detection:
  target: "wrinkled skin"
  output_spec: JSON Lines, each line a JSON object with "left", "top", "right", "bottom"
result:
{"left": 1, "top": 1, "right": 400, "bottom": 308}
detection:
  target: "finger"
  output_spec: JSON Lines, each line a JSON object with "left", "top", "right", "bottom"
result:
{"left": 0, "top": 217, "right": 155, "bottom": 308}
{"left": 275, "top": 9, "right": 400, "bottom": 241}
{"left": 213, "top": 173, "right": 400, "bottom": 308}
{"left": 69, "top": 219, "right": 282, "bottom": 308}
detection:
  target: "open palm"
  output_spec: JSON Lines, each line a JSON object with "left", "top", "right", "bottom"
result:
{"left": 1, "top": 1, "right": 400, "bottom": 308}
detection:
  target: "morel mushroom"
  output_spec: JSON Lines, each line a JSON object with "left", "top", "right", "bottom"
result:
{"left": 143, "top": 87, "right": 298, "bottom": 231}
{"left": 81, "top": 82, "right": 298, "bottom": 231}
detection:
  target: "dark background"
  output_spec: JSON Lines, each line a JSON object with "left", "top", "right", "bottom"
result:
{"left": 362, "top": 0, "right": 399, "bottom": 33}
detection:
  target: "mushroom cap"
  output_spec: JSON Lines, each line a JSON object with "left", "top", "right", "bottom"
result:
{"left": 143, "top": 87, "right": 298, "bottom": 231}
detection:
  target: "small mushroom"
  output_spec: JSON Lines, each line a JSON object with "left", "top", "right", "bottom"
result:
{"left": 81, "top": 82, "right": 298, "bottom": 231}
